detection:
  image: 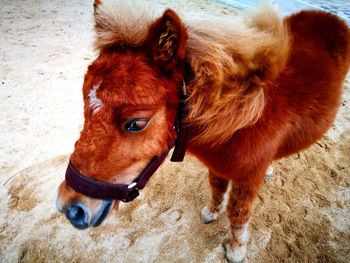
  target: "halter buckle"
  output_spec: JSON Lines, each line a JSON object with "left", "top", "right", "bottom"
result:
{"left": 127, "top": 182, "right": 137, "bottom": 189}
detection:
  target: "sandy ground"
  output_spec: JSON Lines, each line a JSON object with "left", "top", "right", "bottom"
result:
{"left": 0, "top": 0, "right": 349, "bottom": 262}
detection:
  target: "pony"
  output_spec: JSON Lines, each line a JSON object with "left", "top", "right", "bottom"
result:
{"left": 57, "top": 1, "right": 350, "bottom": 262}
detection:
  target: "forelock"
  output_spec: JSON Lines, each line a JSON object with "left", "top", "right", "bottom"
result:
{"left": 93, "top": 0, "right": 161, "bottom": 50}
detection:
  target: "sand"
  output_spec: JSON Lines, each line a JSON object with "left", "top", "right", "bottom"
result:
{"left": 0, "top": 0, "right": 349, "bottom": 262}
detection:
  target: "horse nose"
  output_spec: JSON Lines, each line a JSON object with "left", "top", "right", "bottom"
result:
{"left": 65, "top": 201, "right": 90, "bottom": 230}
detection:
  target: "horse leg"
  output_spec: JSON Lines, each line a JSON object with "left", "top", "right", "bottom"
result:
{"left": 224, "top": 180, "right": 263, "bottom": 263}
{"left": 200, "top": 171, "right": 229, "bottom": 224}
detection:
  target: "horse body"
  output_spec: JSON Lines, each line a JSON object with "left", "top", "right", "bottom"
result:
{"left": 190, "top": 10, "right": 350, "bottom": 180}
{"left": 57, "top": 1, "right": 350, "bottom": 262}
{"left": 188, "top": 12, "right": 349, "bottom": 260}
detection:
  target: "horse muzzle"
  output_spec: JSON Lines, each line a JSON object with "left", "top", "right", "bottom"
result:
{"left": 57, "top": 197, "right": 113, "bottom": 230}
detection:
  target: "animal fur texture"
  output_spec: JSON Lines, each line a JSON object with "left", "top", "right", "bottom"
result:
{"left": 57, "top": 1, "right": 350, "bottom": 262}
{"left": 94, "top": 1, "right": 290, "bottom": 144}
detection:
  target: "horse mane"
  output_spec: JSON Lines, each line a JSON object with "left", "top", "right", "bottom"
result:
{"left": 93, "top": 1, "right": 290, "bottom": 144}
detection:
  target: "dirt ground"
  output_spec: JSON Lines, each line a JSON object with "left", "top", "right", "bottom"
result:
{"left": 0, "top": 1, "right": 349, "bottom": 262}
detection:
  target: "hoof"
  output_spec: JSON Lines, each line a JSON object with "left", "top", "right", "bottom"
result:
{"left": 223, "top": 243, "right": 247, "bottom": 263}
{"left": 264, "top": 165, "right": 273, "bottom": 180}
{"left": 200, "top": 205, "right": 219, "bottom": 224}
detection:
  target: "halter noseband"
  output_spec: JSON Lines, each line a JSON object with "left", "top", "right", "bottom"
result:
{"left": 65, "top": 82, "right": 189, "bottom": 202}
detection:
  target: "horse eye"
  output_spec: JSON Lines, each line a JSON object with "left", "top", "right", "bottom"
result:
{"left": 124, "top": 118, "right": 149, "bottom": 132}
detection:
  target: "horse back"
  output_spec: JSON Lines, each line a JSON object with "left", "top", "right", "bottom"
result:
{"left": 273, "top": 10, "right": 350, "bottom": 158}
{"left": 287, "top": 10, "right": 350, "bottom": 72}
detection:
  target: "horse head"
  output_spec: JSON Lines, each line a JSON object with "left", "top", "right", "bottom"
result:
{"left": 57, "top": 6, "right": 188, "bottom": 229}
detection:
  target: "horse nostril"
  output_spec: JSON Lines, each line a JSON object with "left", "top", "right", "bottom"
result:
{"left": 67, "top": 205, "right": 84, "bottom": 220}
{"left": 65, "top": 201, "right": 89, "bottom": 230}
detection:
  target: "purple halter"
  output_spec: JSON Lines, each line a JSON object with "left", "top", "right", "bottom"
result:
{"left": 65, "top": 83, "right": 189, "bottom": 202}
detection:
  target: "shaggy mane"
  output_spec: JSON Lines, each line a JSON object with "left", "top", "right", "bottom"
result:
{"left": 94, "top": 1, "right": 290, "bottom": 144}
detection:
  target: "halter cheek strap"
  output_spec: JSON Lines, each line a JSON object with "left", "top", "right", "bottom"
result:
{"left": 170, "top": 81, "right": 189, "bottom": 162}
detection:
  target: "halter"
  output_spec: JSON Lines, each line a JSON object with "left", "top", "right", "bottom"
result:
{"left": 65, "top": 81, "right": 189, "bottom": 202}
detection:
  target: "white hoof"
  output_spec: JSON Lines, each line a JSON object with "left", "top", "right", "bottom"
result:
{"left": 264, "top": 165, "right": 273, "bottom": 180}
{"left": 200, "top": 205, "right": 219, "bottom": 224}
{"left": 223, "top": 243, "right": 247, "bottom": 263}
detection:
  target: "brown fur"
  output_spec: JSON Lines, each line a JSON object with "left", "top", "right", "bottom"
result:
{"left": 57, "top": 2, "right": 350, "bottom": 261}
{"left": 185, "top": 5, "right": 290, "bottom": 143}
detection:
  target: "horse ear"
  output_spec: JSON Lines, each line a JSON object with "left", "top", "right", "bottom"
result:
{"left": 147, "top": 9, "right": 188, "bottom": 71}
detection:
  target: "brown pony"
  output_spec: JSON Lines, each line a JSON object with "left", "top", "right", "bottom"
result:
{"left": 57, "top": 1, "right": 350, "bottom": 262}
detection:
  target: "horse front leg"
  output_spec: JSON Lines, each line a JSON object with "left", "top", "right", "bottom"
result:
{"left": 200, "top": 171, "right": 229, "bottom": 224}
{"left": 224, "top": 178, "right": 264, "bottom": 263}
